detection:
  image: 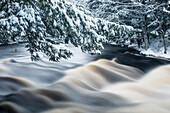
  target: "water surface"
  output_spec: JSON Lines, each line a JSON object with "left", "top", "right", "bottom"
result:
{"left": 0, "top": 44, "right": 170, "bottom": 113}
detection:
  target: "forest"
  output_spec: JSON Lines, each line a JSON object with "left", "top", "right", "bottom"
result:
{"left": 0, "top": 0, "right": 169, "bottom": 61}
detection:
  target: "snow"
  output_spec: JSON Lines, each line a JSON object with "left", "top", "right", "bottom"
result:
{"left": 150, "top": 30, "right": 159, "bottom": 36}
{"left": 0, "top": 11, "right": 6, "bottom": 18}
{"left": 0, "top": 19, "right": 7, "bottom": 26}
{"left": 10, "top": 15, "right": 19, "bottom": 24}
{"left": 138, "top": 38, "right": 170, "bottom": 59}
{"left": 0, "top": 0, "right": 168, "bottom": 61}
{"left": 14, "top": 2, "right": 20, "bottom": 8}
{"left": 142, "top": 47, "right": 170, "bottom": 59}
{"left": 37, "top": 16, "right": 41, "bottom": 21}
{"left": 21, "top": 31, "right": 25, "bottom": 36}
{"left": 163, "top": 7, "right": 170, "bottom": 14}
{"left": 20, "top": 18, "right": 25, "bottom": 25}
{"left": 18, "top": 10, "right": 25, "bottom": 16}
{"left": 11, "top": 26, "right": 18, "bottom": 32}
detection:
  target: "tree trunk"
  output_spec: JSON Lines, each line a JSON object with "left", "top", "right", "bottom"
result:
{"left": 137, "top": 39, "right": 141, "bottom": 48}
{"left": 142, "top": 24, "right": 149, "bottom": 49}
{"left": 162, "top": 30, "right": 167, "bottom": 54}
{"left": 142, "top": 1, "right": 149, "bottom": 50}
{"left": 144, "top": 31, "right": 149, "bottom": 49}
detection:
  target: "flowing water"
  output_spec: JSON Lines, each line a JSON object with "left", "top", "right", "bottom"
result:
{"left": 0, "top": 44, "right": 170, "bottom": 113}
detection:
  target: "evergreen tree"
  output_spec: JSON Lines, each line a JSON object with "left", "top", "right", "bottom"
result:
{"left": 85, "top": 0, "right": 170, "bottom": 50}
{"left": 153, "top": 1, "right": 170, "bottom": 53}
{"left": 0, "top": 0, "right": 133, "bottom": 61}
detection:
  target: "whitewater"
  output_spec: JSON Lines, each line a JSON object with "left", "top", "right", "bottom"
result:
{"left": 0, "top": 44, "right": 170, "bottom": 113}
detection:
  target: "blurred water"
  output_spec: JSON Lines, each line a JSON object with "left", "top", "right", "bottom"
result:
{"left": 0, "top": 43, "right": 170, "bottom": 113}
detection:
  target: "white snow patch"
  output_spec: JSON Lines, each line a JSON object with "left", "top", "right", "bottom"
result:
{"left": 163, "top": 7, "right": 170, "bottom": 14}
{"left": 139, "top": 38, "right": 170, "bottom": 58}
{"left": 141, "top": 47, "right": 170, "bottom": 58}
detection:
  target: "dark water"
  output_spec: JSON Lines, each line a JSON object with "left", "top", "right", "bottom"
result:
{"left": 0, "top": 44, "right": 170, "bottom": 113}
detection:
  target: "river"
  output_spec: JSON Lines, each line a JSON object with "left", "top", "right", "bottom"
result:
{"left": 0, "top": 44, "right": 170, "bottom": 113}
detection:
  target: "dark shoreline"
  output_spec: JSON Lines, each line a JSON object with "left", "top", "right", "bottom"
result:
{"left": 95, "top": 44, "right": 170, "bottom": 72}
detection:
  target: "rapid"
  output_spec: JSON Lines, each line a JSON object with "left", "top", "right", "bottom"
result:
{"left": 0, "top": 44, "right": 170, "bottom": 113}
